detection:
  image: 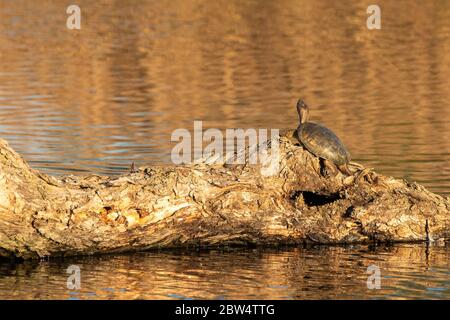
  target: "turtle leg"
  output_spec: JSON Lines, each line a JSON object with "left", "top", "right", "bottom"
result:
{"left": 337, "top": 164, "right": 354, "bottom": 176}
{"left": 319, "top": 159, "right": 336, "bottom": 177}
{"left": 348, "top": 162, "right": 378, "bottom": 182}
{"left": 356, "top": 168, "right": 380, "bottom": 184}
{"left": 287, "top": 129, "right": 301, "bottom": 146}
{"left": 130, "top": 162, "right": 139, "bottom": 173}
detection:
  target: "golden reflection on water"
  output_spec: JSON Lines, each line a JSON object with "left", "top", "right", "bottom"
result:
{"left": 0, "top": 244, "right": 448, "bottom": 299}
{"left": 0, "top": 0, "right": 448, "bottom": 195}
{"left": 0, "top": 0, "right": 449, "bottom": 300}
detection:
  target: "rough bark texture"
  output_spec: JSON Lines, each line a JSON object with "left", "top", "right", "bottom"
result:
{"left": 0, "top": 130, "right": 449, "bottom": 259}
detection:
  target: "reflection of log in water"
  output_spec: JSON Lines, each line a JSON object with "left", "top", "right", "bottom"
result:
{"left": 0, "top": 245, "right": 448, "bottom": 299}
{"left": 0, "top": 130, "right": 449, "bottom": 259}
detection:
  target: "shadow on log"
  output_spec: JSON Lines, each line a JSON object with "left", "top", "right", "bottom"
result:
{"left": 0, "top": 130, "right": 449, "bottom": 259}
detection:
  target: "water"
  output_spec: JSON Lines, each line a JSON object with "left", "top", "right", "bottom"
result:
{"left": 0, "top": 244, "right": 448, "bottom": 300}
{"left": 0, "top": 0, "right": 449, "bottom": 299}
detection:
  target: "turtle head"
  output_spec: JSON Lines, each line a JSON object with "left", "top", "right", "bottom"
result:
{"left": 296, "top": 99, "right": 309, "bottom": 124}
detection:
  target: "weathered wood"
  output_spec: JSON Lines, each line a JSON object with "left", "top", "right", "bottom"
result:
{"left": 0, "top": 130, "right": 449, "bottom": 259}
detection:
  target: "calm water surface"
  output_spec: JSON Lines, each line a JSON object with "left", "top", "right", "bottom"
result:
{"left": 0, "top": 0, "right": 449, "bottom": 299}
{"left": 0, "top": 244, "right": 449, "bottom": 300}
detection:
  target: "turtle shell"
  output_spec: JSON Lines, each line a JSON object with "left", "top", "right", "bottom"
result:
{"left": 297, "top": 122, "right": 350, "bottom": 165}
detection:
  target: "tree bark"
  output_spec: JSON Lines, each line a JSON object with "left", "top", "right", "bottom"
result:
{"left": 0, "top": 130, "right": 449, "bottom": 259}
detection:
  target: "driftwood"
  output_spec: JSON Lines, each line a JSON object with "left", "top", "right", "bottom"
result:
{"left": 0, "top": 130, "right": 449, "bottom": 259}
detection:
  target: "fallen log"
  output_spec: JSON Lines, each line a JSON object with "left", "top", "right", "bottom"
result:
{"left": 0, "top": 130, "right": 449, "bottom": 259}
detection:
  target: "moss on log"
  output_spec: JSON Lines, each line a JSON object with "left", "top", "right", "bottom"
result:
{"left": 0, "top": 130, "right": 449, "bottom": 259}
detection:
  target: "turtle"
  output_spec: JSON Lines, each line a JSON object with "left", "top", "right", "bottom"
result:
{"left": 295, "top": 99, "right": 353, "bottom": 176}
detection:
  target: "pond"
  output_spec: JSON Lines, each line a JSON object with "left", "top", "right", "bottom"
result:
{"left": 0, "top": 0, "right": 449, "bottom": 299}
{"left": 0, "top": 245, "right": 448, "bottom": 299}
